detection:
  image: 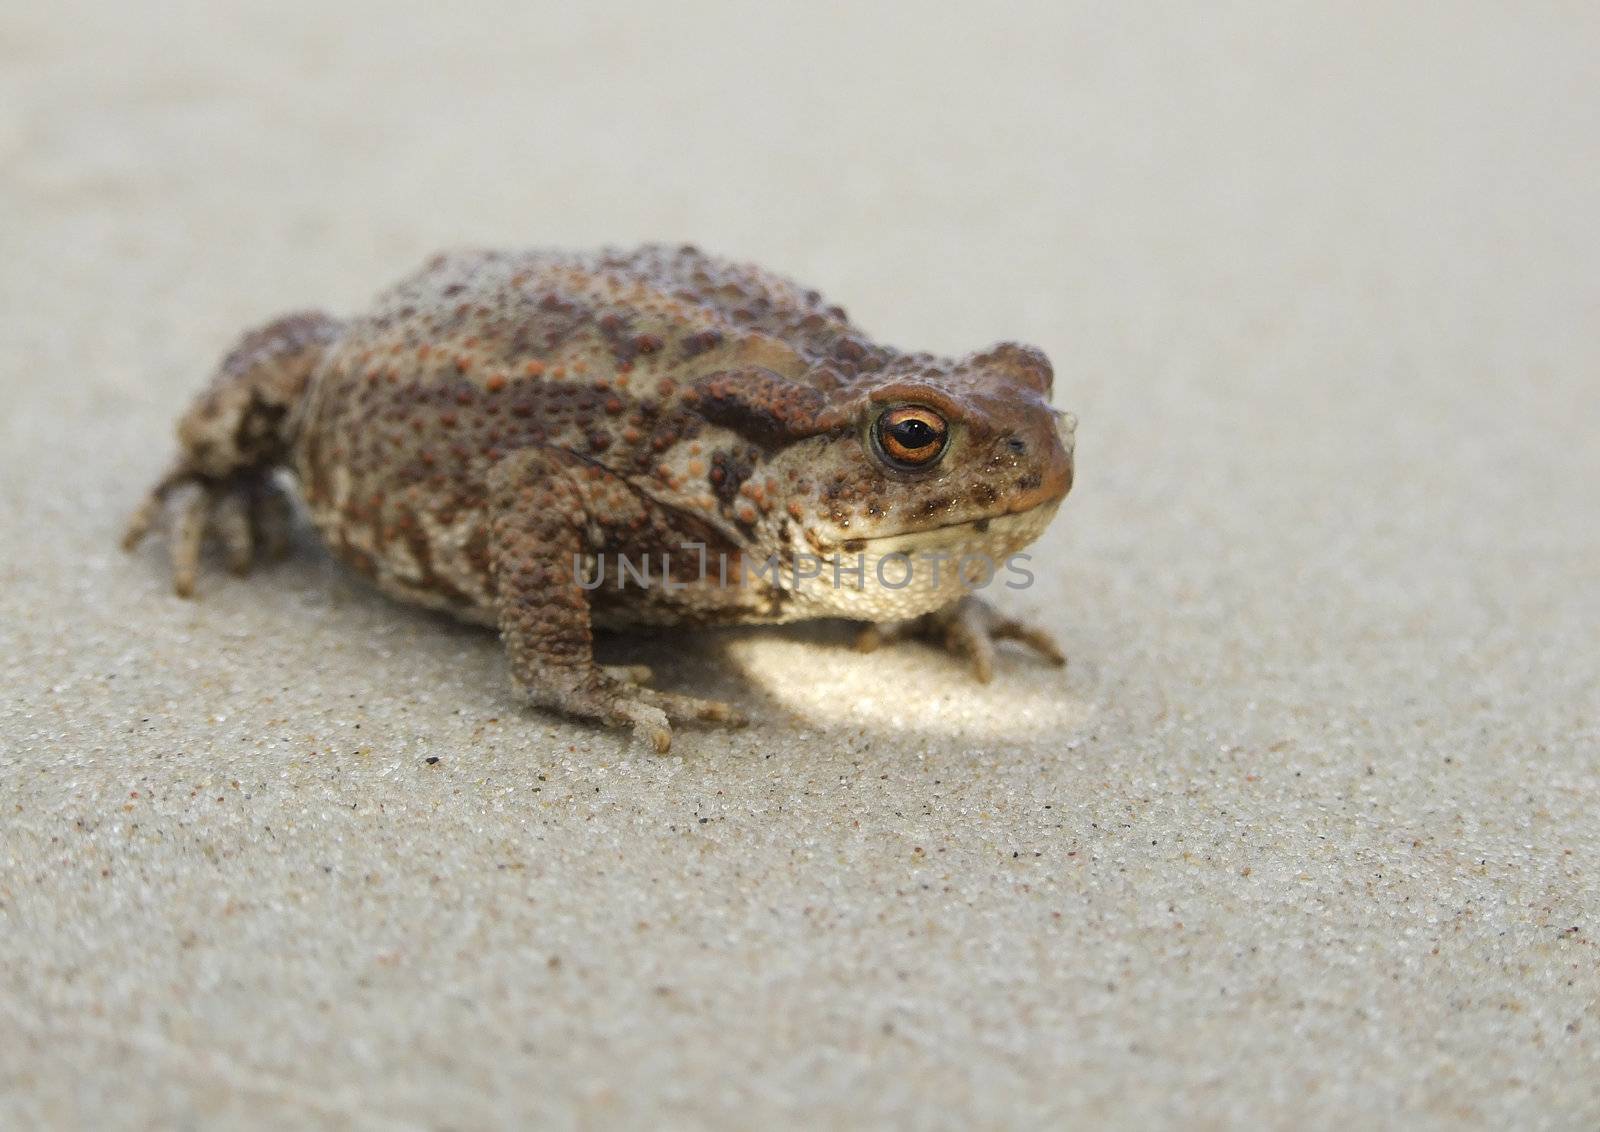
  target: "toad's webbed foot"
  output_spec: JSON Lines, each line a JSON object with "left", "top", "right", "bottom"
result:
{"left": 855, "top": 595, "right": 1066, "bottom": 683}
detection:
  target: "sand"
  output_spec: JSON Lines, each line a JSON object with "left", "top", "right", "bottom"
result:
{"left": 2, "top": 3, "right": 1597, "bottom": 1128}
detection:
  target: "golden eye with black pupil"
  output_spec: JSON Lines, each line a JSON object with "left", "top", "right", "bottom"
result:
{"left": 873, "top": 405, "right": 949, "bottom": 470}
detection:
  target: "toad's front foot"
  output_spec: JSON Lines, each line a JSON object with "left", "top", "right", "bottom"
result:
{"left": 522, "top": 665, "right": 747, "bottom": 754}
{"left": 122, "top": 465, "right": 295, "bottom": 597}
{"left": 855, "top": 595, "right": 1066, "bottom": 683}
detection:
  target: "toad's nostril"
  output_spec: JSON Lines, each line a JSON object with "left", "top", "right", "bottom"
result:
{"left": 1005, "top": 437, "right": 1027, "bottom": 454}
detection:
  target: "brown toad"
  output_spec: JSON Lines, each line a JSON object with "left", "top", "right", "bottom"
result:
{"left": 124, "top": 245, "right": 1076, "bottom": 751}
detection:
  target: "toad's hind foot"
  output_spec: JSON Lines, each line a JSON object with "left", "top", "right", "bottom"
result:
{"left": 856, "top": 595, "right": 1066, "bottom": 683}
{"left": 122, "top": 309, "right": 340, "bottom": 597}
{"left": 122, "top": 469, "right": 297, "bottom": 597}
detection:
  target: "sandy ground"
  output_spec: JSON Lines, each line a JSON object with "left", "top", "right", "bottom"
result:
{"left": 2, "top": 2, "right": 1598, "bottom": 1128}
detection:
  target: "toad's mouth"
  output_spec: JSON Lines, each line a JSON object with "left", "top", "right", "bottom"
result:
{"left": 814, "top": 498, "right": 1064, "bottom": 558}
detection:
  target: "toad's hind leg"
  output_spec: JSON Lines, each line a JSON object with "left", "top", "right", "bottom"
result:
{"left": 487, "top": 447, "right": 746, "bottom": 753}
{"left": 122, "top": 311, "right": 343, "bottom": 596}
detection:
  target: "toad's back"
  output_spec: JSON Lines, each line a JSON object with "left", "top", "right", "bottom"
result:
{"left": 289, "top": 245, "right": 865, "bottom": 620}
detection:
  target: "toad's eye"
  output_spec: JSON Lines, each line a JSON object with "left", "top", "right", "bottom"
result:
{"left": 873, "top": 405, "right": 949, "bottom": 470}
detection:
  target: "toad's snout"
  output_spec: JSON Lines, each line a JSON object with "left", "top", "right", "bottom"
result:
{"left": 1043, "top": 412, "right": 1076, "bottom": 502}
{"left": 993, "top": 410, "right": 1075, "bottom": 511}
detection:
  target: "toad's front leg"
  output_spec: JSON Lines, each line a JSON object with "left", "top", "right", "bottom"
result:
{"left": 486, "top": 448, "right": 745, "bottom": 753}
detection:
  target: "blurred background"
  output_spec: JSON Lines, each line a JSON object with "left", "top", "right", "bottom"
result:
{"left": 3, "top": 2, "right": 1598, "bottom": 1127}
